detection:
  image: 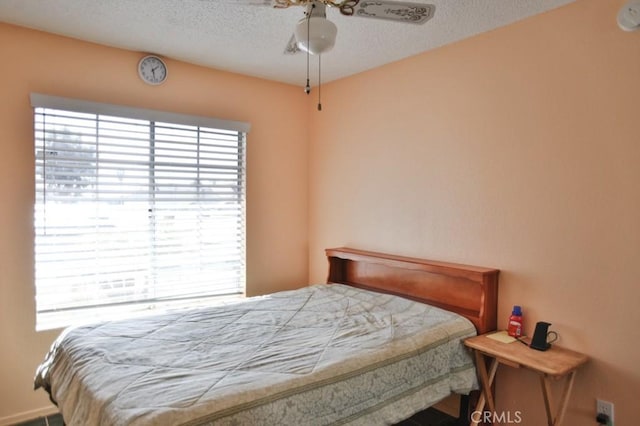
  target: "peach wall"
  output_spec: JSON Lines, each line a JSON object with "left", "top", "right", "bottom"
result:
{"left": 0, "top": 24, "right": 309, "bottom": 423}
{"left": 309, "top": 0, "right": 639, "bottom": 424}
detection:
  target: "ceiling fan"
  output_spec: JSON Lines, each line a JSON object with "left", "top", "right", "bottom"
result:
{"left": 239, "top": 0, "right": 436, "bottom": 55}
{"left": 235, "top": 0, "right": 435, "bottom": 108}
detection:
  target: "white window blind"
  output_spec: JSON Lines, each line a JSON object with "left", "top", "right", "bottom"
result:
{"left": 32, "top": 94, "right": 249, "bottom": 330}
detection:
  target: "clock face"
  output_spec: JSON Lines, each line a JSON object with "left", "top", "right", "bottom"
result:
{"left": 138, "top": 55, "right": 167, "bottom": 85}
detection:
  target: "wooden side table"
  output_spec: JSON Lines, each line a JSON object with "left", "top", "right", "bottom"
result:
{"left": 464, "top": 333, "right": 588, "bottom": 426}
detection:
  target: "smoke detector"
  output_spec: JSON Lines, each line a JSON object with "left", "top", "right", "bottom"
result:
{"left": 618, "top": 1, "right": 640, "bottom": 31}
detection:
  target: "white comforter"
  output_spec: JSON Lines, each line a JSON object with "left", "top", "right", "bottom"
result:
{"left": 35, "top": 284, "right": 478, "bottom": 425}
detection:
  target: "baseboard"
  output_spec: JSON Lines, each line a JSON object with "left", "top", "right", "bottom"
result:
{"left": 0, "top": 406, "right": 59, "bottom": 426}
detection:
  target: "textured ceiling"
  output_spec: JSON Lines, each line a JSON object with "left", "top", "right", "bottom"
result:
{"left": 0, "top": 0, "right": 577, "bottom": 86}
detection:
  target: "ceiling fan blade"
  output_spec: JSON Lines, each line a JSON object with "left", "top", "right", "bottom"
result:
{"left": 284, "top": 34, "right": 301, "bottom": 54}
{"left": 215, "top": 0, "right": 273, "bottom": 5}
{"left": 349, "top": 1, "right": 435, "bottom": 24}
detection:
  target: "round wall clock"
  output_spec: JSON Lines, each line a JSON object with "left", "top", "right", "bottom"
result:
{"left": 138, "top": 55, "right": 168, "bottom": 85}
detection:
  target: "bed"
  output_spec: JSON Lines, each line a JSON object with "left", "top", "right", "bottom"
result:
{"left": 34, "top": 247, "right": 499, "bottom": 425}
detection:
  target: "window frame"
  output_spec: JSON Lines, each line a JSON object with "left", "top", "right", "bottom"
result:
{"left": 31, "top": 94, "right": 250, "bottom": 330}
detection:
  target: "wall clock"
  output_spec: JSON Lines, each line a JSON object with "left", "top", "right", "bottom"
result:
{"left": 138, "top": 55, "right": 168, "bottom": 85}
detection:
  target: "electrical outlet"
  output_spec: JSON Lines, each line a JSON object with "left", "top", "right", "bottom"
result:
{"left": 597, "top": 399, "right": 614, "bottom": 425}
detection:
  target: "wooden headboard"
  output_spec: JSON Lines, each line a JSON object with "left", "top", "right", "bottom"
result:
{"left": 326, "top": 247, "right": 499, "bottom": 335}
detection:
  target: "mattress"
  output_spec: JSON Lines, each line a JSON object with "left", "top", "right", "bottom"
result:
{"left": 35, "top": 283, "right": 478, "bottom": 425}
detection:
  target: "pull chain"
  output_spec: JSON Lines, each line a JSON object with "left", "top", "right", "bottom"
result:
{"left": 317, "top": 54, "right": 322, "bottom": 111}
{"left": 304, "top": 5, "right": 312, "bottom": 95}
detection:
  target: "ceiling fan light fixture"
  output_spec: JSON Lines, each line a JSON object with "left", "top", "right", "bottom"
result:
{"left": 294, "top": 16, "right": 337, "bottom": 55}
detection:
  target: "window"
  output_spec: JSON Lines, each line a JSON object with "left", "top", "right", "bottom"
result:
{"left": 32, "top": 94, "right": 249, "bottom": 330}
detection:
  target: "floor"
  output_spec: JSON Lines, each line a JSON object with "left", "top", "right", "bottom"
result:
{"left": 15, "top": 414, "right": 64, "bottom": 426}
{"left": 16, "top": 408, "right": 457, "bottom": 426}
{"left": 397, "top": 407, "right": 459, "bottom": 426}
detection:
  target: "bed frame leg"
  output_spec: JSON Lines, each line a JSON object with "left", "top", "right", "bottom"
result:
{"left": 457, "top": 393, "right": 471, "bottom": 426}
